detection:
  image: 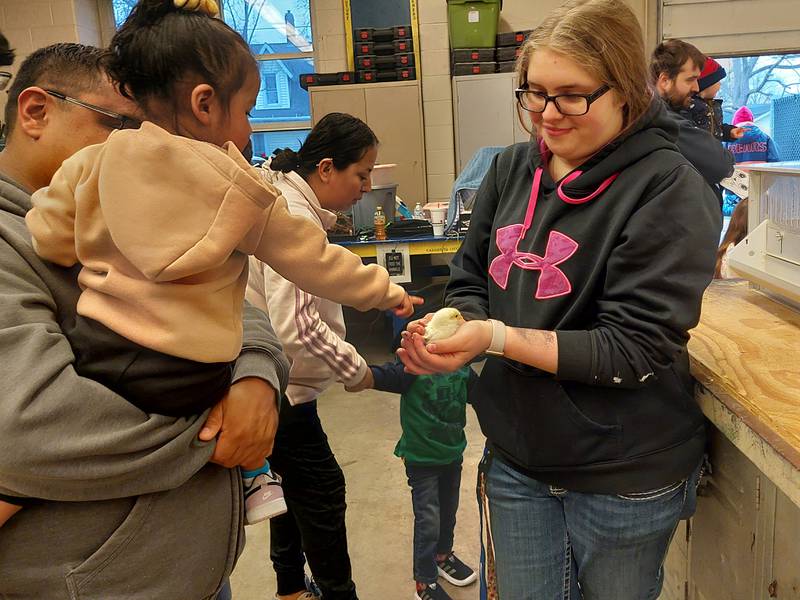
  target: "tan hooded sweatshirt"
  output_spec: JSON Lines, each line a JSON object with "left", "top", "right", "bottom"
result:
{"left": 26, "top": 122, "right": 404, "bottom": 363}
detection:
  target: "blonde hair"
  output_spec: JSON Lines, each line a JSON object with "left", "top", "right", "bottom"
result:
{"left": 516, "top": 0, "right": 653, "bottom": 132}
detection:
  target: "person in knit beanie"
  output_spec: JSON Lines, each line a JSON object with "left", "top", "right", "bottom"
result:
{"left": 682, "top": 56, "right": 743, "bottom": 142}
{"left": 698, "top": 57, "right": 726, "bottom": 99}
{"left": 721, "top": 104, "right": 782, "bottom": 216}
{"left": 732, "top": 106, "right": 754, "bottom": 126}
{"left": 726, "top": 105, "right": 781, "bottom": 165}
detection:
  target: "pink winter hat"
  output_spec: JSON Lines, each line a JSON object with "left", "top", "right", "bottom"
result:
{"left": 733, "top": 106, "right": 754, "bottom": 125}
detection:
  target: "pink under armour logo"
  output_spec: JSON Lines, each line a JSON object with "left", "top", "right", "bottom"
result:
{"left": 489, "top": 226, "right": 579, "bottom": 299}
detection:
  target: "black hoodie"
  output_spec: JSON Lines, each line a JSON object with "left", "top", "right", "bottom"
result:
{"left": 446, "top": 99, "right": 722, "bottom": 494}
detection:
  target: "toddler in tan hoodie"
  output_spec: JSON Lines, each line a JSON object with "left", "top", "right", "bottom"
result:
{"left": 21, "top": 0, "right": 417, "bottom": 528}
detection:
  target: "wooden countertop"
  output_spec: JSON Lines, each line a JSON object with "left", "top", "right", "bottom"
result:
{"left": 688, "top": 279, "right": 800, "bottom": 506}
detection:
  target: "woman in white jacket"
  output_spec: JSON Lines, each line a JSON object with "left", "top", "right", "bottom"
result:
{"left": 247, "top": 113, "right": 389, "bottom": 600}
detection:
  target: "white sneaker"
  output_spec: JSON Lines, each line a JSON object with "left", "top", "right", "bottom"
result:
{"left": 244, "top": 471, "right": 287, "bottom": 525}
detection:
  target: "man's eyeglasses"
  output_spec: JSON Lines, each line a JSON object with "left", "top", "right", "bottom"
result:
{"left": 45, "top": 89, "right": 140, "bottom": 130}
{"left": 515, "top": 84, "right": 611, "bottom": 116}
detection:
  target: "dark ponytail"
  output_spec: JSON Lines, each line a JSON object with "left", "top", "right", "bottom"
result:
{"left": 270, "top": 113, "right": 378, "bottom": 177}
{"left": 270, "top": 148, "right": 302, "bottom": 173}
{"left": 106, "top": 0, "right": 255, "bottom": 115}
{"left": 0, "top": 32, "right": 15, "bottom": 67}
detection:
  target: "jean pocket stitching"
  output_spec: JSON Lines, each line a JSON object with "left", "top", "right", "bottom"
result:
{"left": 65, "top": 495, "right": 155, "bottom": 594}
{"left": 616, "top": 480, "right": 684, "bottom": 502}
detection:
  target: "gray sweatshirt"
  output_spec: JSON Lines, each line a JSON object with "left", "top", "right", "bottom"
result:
{"left": 0, "top": 173, "right": 290, "bottom": 599}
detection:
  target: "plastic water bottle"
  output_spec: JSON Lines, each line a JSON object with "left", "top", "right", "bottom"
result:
{"left": 413, "top": 202, "right": 425, "bottom": 220}
{"left": 374, "top": 205, "right": 387, "bottom": 241}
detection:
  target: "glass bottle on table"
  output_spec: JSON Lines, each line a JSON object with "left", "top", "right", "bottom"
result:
{"left": 413, "top": 202, "right": 424, "bottom": 220}
{"left": 374, "top": 205, "right": 387, "bottom": 241}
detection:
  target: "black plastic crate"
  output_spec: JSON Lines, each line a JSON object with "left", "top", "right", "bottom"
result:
{"left": 495, "top": 45, "right": 522, "bottom": 62}
{"left": 395, "top": 66, "right": 416, "bottom": 80}
{"left": 354, "top": 25, "right": 411, "bottom": 43}
{"left": 452, "top": 62, "right": 495, "bottom": 76}
{"left": 357, "top": 67, "right": 416, "bottom": 83}
{"left": 357, "top": 53, "right": 414, "bottom": 70}
{"left": 378, "top": 53, "right": 415, "bottom": 68}
{"left": 356, "top": 69, "right": 377, "bottom": 83}
{"left": 451, "top": 48, "right": 495, "bottom": 63}
{"left": 299, "top": 71, "right": 356, "bottom": 90}
{"left": 496, "top": 30, "right": 532, "bottom": 47}
{"left": 496, "top": 60, "right": 516, "bottom": 73}
{"left": 356, "top": 55, "right": 376, "bottom": 69}
{"left": 355, "top": 39, "right": 413, "bottom": 56}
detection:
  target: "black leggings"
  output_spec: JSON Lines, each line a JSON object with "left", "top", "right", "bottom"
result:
{"left": 269, "top": 397, "right": 357, "bottom": 600}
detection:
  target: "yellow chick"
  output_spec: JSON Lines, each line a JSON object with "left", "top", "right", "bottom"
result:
{"left": 424, "top": 307, "right": 465, "bottom": 343}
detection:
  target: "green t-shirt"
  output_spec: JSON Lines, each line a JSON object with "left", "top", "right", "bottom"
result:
{"left": 394, "top": 367, "right": 471, "bottom": 466}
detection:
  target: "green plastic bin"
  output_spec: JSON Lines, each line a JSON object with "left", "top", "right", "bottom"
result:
{"left": 447, "top": 0, "right": 502, "bottom": 49}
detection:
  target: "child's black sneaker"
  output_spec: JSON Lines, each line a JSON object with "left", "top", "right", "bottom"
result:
{"left": 415, "top": 582, "right": 452, "bottom": 600}
{"left": 436, "top": 552, "right": 477, "bottom": 587}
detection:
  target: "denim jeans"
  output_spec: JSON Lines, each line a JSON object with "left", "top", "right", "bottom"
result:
{"left": 405, "top": 459, "right": 463, "bottom": 584}
{"left": 215, "top": 580, "right": 232, "bottom": 600}
{"left": 483, "top": 453, "right": 700, "bottom": 599}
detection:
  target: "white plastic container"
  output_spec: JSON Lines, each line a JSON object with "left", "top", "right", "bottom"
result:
{"left": 371, "top": 163, "right": 398, "bottom": 187}
{"left": 422, "top": 202, "right": 448, "bottom": 237}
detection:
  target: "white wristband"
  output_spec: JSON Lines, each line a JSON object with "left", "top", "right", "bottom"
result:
{"left": 485, "top": 319, "right": 506, "bottom": 357}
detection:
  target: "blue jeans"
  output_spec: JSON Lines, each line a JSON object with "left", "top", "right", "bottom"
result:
{"left": 406, "top": 459, "right": 463, "bottom": 584}
{"left": 483, "top": 453, "right": 700, "bottom": 599}
{"left": 215, "top": 580, "right": 232, "bottom": 600}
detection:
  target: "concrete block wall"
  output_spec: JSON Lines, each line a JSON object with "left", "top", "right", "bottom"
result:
{"left": 0, "top": 0, "right": 108, "bottom": 116}
{"left": 418, "top": 0, "right": 454, "bottom": 203}
{"left": 311, "top": 0, "right": 347, "bottom": 74}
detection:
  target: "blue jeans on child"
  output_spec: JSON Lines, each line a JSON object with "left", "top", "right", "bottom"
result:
{"left": 484, "top": 453, "right": 701, "bottom": 599}
{"left": 405, "top": 459, "right": 463, "bottom": 584}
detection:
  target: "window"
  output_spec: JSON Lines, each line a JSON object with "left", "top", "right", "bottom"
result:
{"left": 261, "top": 72, "right": 280, "bottom": 106}
{"left": 251, "top": 128, "right": 311, "bottom": 161}
{"left": 111, "top": 0, "right": 137, "bottom": 28}
{"left": 717, "top": 54, "right": 800, "bottom": 136}
{"left": 111, "top": 0, "right": 314, "bottom": 155}
{"left": 716, "top": 53, "right": 800, "bottom": 161}
{"left": 224, "top": 0, "right": 314, "bottom": 140}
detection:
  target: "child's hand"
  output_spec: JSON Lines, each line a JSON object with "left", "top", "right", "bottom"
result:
{"left": 345, "top": 369, "right": 374, "bottom": 392}
{"left": 392, "top": 293, "right": 424, "bottom": 318}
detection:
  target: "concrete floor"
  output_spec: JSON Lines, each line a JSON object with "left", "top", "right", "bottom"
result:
{"left": 231, "top": 321, "right": 485, "bottom": 600}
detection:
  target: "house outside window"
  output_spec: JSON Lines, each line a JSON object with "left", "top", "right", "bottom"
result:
{"left": 111, "top": 0, "right": 313, "bottom": 160}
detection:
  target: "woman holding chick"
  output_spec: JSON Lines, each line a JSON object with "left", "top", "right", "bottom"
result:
{"left": 399, "top": 0, "right": 721, "bottom": 597}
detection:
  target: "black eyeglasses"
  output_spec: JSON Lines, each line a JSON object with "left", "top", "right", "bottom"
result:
{"left": 515, "top": 84, "right": 611, "bottom": 116}
{"left": 45, "top": 89, "right": 140, "bottom": 130}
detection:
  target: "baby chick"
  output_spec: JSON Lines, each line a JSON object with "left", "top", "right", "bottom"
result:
{"left": 424, "top": 307, "right": 465, "bottom": 343}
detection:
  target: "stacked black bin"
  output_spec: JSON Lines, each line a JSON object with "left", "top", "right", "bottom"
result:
{"left": 354, "top": 25, "right": 416, "bottom": 83}
{"left": 450, "top": 29, "right": 532, "bottom": 76}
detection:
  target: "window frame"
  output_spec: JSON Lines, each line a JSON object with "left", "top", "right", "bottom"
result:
{"left": 107, "top": 0, "right": 316, "bottom": 135}
{"left": 220, "top": 2, "right": 315, "bottom": 135}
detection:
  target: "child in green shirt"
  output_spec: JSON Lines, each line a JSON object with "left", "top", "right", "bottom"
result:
{"left": 368, "top": 362, "right": 478, "bottom": 600}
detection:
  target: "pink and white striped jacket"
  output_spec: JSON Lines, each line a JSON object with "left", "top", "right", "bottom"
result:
{"left": 246, "top": 170, "right": 368, "bottom": 405}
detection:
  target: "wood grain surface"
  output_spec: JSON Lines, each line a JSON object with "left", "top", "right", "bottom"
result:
{"left": 689, "top": 279, "right": 800, "bottom": 470}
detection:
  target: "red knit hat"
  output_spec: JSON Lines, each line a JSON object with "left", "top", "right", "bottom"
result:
{"left": 698, "top": 57, "right": 726, "bottom": 92}
{"left": 733, "top": 106, "right": 755, "bottom": 125}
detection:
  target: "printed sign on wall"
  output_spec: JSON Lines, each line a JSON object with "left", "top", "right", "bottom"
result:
{"left": 377, "top": 243, "right": 411, "bottom": 283}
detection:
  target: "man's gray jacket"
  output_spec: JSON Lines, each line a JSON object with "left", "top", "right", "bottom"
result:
{"left": 0, "top": 173, "right": 289, "bottom": 599}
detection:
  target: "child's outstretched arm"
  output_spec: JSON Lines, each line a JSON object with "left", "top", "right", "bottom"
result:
{"left": 361, "top": 361, "right": 416, "bottom": 394}
{"left": 253, "top": 194, "right": 418, "bottom": 316}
